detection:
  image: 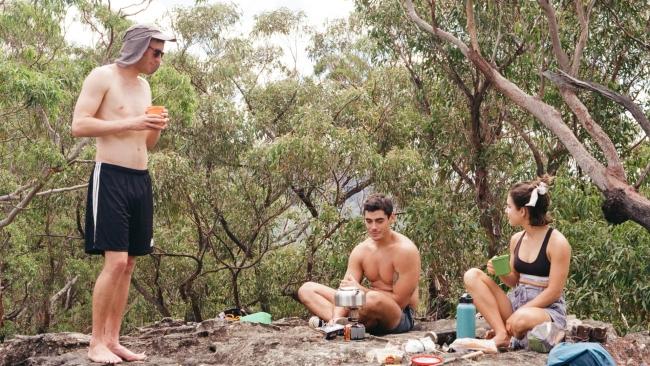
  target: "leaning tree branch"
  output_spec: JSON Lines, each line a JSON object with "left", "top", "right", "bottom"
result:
{"left": 36, "top": 184, "right": 88, "bottom": 197}
{"left": 0, "top": 184, "right": 88, "bottom": 202}
{"left": 49, "top": 275, "right": 79, "bottom": 315}
{"left": 553, "top": 82, "right": 625, "bottom": 179}
{"left": 545, "top": 70, "right": 650, "bottom": 139}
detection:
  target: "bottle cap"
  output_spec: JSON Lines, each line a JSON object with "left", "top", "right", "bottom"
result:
{"left": 459, "top": 293, "right": 473, "bottom": 304}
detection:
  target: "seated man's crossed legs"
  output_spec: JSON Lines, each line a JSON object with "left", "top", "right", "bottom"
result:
{"left": 298, "top": 282, "right": 403, "bottom": 333}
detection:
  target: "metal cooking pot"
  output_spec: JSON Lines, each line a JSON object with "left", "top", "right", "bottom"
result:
{"left": 334, "top": 286, "right": 365, "bottom": 307}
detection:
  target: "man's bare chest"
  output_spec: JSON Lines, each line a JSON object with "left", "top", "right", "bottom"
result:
{"left": 102, "top": 82, "right": 149, "bottom": 118}
{"left": 361, "top": 251, "right": 396, "bottom": 285}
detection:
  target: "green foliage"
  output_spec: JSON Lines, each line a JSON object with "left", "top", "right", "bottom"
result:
{"left": 252, "top": 8, "right": 306, "bottom": 37}
{"left": 149, "top": 66, "right": 198, "bottom": 128}
{"left": 552, "top": 177, "right": 650, "bottom": 333}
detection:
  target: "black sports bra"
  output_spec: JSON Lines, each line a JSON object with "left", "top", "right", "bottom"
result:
{"left": 513, "top": 228, "right": 553, "bottom": 277}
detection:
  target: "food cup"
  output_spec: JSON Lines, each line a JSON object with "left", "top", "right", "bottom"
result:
{"left": 146, "top": 105, "right": 165, "bottom": 116}
{"left": 491, "top": 254, "right": 511, "bottom": 276}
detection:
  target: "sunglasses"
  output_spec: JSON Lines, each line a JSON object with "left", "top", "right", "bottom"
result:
{"left": 148, "top": 46, "right": 165, "bottom": 58}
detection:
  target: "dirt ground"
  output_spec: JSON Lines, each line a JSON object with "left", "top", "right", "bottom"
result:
{"left": 0, "top": 317, "right": 648, "bottom": 365}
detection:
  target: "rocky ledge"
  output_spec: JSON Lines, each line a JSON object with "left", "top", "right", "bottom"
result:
{"left": 1, "top": 317, "right": 648, "bottom": 365}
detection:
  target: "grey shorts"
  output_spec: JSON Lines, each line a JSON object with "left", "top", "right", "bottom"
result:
{"left": 508, "top": 284, "right": 567, "bottom": 328}
{"left": 369, "top": 305, "right": 415, "bottom": 335}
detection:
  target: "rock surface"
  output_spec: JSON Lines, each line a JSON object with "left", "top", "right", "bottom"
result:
{"left": 0, "top": 317, "right": 648, "bottom": 365}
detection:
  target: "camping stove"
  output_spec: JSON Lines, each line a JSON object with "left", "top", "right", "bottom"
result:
{"left": 334, "top": 287, "right": 366, "bottom": 340}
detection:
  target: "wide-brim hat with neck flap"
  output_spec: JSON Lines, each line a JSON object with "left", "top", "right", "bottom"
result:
{"left": 115, "top": 24, "right": 176, "bottom": 67}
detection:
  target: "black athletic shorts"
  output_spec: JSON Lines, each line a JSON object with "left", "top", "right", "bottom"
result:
{"left": 368, "top": 305, "right": 415, "bottom": 335}
{"left": 84, "top": 162, "right": 154, "bottom": 256}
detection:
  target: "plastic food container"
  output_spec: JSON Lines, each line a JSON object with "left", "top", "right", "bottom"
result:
{"left": 410, "top": 354, "right": 444, "bottom": 365}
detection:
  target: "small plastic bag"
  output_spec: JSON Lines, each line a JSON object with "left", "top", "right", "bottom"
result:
{"left": 527, "top": 321, "right": 565, "bottom": 353}
{"left": 404, "top": 336, "right": 437, "bottom": 353}
{"left": 366, "top": 346, "right": 405, "bottom": 365}
{"left": 448, "top": 338, "right": 497, "bottom": 354}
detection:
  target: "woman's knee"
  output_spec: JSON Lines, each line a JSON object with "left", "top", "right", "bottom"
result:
{"left": 463, "top": 267, "right": 485, "bottom": 287}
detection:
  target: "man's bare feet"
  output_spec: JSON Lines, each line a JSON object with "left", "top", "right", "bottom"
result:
{"left": 88, "top": 344, "right": 123, "bottom": 364}
{"left": 108, "top": 344, "right": 147, "bottom": 362}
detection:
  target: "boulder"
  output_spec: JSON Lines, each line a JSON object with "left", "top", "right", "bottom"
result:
{"left": 0, "top": 317, "right": 647, "bottom": 365}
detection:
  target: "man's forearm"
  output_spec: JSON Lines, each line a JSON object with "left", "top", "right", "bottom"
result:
{"left": 501, "top": 272, "right": 519, "bottom": 288}
{"left": 368, "top": 288, "right": 407, "bottom": 308}
{"left": 72, "top": 117, "right": 131, "bottom": 137}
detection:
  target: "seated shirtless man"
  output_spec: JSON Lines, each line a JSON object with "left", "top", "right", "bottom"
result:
{"left": 298, "top": 194, "right": 421, "bottom": 334}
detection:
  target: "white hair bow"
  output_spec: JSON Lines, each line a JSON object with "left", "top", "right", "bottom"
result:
{"left": 525, "top": 182, "right": 548, "bottom": 207}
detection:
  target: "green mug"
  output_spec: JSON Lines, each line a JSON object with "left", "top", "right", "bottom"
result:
{"left": 491, "top": 254, "right": 511, "bottom": 276}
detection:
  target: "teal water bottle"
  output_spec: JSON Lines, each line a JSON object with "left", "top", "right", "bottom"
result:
{"left": 456, "top": 293, "right": 476, "bottom": 338}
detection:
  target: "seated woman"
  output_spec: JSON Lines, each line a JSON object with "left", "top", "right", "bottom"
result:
{"left": 464, "top": 177, "right": 571, "bottom": 348}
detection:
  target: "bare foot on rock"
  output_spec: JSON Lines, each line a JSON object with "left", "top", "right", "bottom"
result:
{"left": 88, "top": 344, "right": 122, "bottom": 364}
{"left": 491, "top": 332, "right": 512, "bottom": 349}
{"left": 109, "top": 344, "right": 147, "bottom": 362}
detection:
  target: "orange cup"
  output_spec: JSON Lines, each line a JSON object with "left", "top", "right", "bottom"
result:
{"left": 146, "top": 105, "right": 165, "bottom": 116}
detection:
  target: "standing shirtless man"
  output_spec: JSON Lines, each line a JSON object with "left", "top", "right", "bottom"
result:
{"left": 72, "top": 24, "right": 175, "bottom": 363}
{"left": 298, "top": 194, "right": 421, "bottom": 334}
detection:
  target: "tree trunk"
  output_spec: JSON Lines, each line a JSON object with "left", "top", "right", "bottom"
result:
{"left": 232, "top": 269, "right": 241, "bottom": 309}
{"left": 189, "top": 289, "right": 203, "bottom": 323}
{"left": 602, "top": 187, "right": 650, "bottom": 228}
{"left": 254, "top": 266, "right": 270, "bottom": 313}
{"left": 470, "top": 92, "right": 502, "bottom": 256}
{"left": 426, "top": 267, "right": 451, "bottom": 319}
{"left": 306, "top": 240, "right": 315, "bottom": 281}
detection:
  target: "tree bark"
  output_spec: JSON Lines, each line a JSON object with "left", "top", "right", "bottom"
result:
{"left": 426, "top": 267, "right": 451, "bottom": 319}
{"left": 231, "top": 269, "right": 241, "bottom": 309}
